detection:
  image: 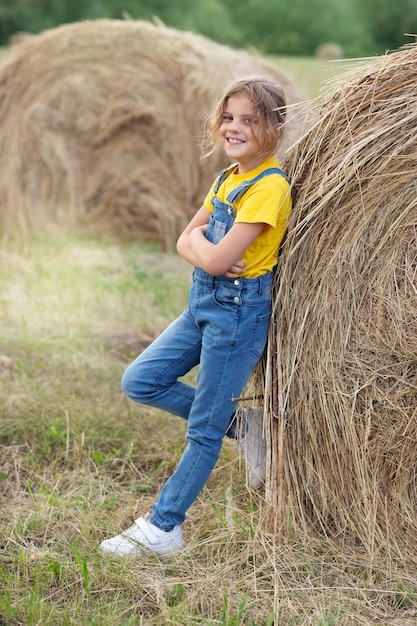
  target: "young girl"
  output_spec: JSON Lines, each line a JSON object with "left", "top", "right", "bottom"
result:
{"left": 99, "top": 76, "right": 292, "bottom": 557}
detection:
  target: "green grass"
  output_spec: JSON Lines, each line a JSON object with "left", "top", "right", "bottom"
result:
{"left": 274, "top": 55, "right": 366, "bottom": 100}
{"left": 1, "top": 234, "right": 417, "bottom": 625}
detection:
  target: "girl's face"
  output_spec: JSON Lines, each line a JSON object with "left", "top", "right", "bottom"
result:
{"left": 219, "top": 93, "right": 266, "bottom": 174}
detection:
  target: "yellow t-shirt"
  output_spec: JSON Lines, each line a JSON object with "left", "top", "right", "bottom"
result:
{"left": 203, "top": 156, "right": 292, "bottom": 278}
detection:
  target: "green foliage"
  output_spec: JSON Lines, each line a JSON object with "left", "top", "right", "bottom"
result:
{"left": 224, "top": 0, "right": 373, "bottom": 56}
{"left": 0, "top": 0, "right": 416, "bottom": 55}
{"left": 352, "top": 0, "right": 417, "bottom": 51}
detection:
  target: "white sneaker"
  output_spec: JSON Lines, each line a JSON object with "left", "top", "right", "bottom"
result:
{"left": 236, "top": 408, "right": 266, "bottom": 488}
{"left": 99, "top": 514, "right": 184, "bottom": 557}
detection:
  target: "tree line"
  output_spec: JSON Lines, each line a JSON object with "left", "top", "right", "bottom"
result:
{"left": 0, "top": 0, "right": 416, "bottom": 56}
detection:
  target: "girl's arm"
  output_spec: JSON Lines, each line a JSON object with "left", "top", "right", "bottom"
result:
{"left": 176, "top": 206, "right": 211, "bottom": 267}
{"left": 187, "top": 220, "right": 264, "bottom": 276}
{"left": 189, "top": 222, "right": 265, "bottom": 276}
{"left": 177, "top": 205, "right": 265, "bottom": 276}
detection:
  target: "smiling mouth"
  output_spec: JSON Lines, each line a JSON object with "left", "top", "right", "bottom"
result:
{"left": 227, "top": 137, "right": 244, "bottom": 144}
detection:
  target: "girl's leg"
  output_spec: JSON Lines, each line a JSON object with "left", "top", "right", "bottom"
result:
{"left": 121, "top": 309, "right": 202, "bottom": 419}
{"left": 150, "top": 289, "right": 271, "bottom": 531}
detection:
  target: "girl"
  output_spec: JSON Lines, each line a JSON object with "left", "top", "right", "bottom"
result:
{"left": 100, "top": 76, "right": 292, "bottom": 556}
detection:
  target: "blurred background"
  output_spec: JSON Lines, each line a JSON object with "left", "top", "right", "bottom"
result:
{"left": 1, "top": 0, "right": 416, "bottom": 57}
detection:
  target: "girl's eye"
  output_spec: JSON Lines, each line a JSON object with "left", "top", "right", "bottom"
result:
{"left": 223, "top": 114, "right": 233, "bottom": 121}
{"left": 243, "top": 117, "right": 252, "bottom": 124}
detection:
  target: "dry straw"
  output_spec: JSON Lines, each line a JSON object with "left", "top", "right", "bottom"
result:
{"left": 256, "top": 42, "right": 417, "bottom": 561}
{"left": 0, "top": 19, "right": 304, "bottom": 247}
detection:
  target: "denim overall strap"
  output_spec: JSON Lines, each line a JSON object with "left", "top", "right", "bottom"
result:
{"left": 213, "top": 163, "right": 238, "bottom": 194}
{"left": 226, "top": 167, "right": 290, "bottom": 205}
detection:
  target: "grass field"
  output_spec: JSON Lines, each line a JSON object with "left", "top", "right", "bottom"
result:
{"left": 1, "top": 49, "right": 415, "bottom": 626}
{"left": 274, "top": 55, "right": 364, "bottom": 100}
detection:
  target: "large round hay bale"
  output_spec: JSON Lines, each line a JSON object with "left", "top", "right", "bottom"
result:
{"left": 0, "top": 19, "right": 304, "bottom": 247}
{"left": 260, "top": 43, "right": 417, "bottom": 560}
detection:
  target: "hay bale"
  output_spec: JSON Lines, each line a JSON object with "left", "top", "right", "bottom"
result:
{"left": 315, "top": 42, "right": 344, "bottom": 60}
{"left": 0, "top": 19, "right": 304, "bottom": 247}
{"left": 8, "top": 31, "right": 35, "bottom": 47}
{"left": 259, "top": 44, "right": 417, "bottom": 559}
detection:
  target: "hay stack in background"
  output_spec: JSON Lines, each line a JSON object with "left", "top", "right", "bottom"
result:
{"left": 258, "top": 43, "right": 417, "bottom": 559}
{"left": 0, "top": 19, "right": 304, "bottom": 247}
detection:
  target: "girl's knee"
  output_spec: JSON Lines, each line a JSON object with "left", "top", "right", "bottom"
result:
{"left": 120, "top": 367, "right": 133, "bottom": 398}
{"left": 121, "top": 364, "right": 147, "bottom": 401}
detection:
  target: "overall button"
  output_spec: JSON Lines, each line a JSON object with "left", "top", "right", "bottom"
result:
{"left": 233, "top": 296, "right": 240, "bottom": 303}
{"left": 233, "top": 279, "right": 240, "bottom": 286}
{"left": 227, "top": 207, "right": 233, "bottom": 216}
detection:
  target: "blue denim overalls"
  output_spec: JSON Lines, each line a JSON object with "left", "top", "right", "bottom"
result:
{"left": 121, "top": 165, "right": 289, "bottom": 531}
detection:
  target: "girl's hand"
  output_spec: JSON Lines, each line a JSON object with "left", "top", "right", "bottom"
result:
{"left": 190, "top": 223, "right": 208, "bottom": 238}
{"left": 223, "top": 259, "right": 246, "bottom": 278}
